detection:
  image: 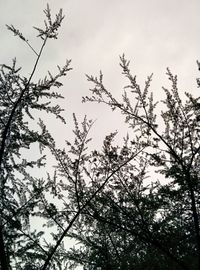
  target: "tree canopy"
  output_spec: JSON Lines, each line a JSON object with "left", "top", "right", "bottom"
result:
{"left": 1, "top": 4, "right": 200, "bottom": 270}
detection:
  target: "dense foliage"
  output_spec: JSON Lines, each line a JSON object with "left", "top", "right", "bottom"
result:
{"left": 63, "top": 58, "right": 200, "bottom": 270}
{"left": 1, "top": 4, "right": 200, "bottom": 270}
{"left": 0, "top": 5, "right": 72, "bottom": 270}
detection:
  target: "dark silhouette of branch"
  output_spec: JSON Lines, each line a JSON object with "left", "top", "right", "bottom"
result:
{"left": 41, "top": 148, "right": 144, "bottom": 270}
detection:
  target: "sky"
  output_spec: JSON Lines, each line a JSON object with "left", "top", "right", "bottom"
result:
{"left": 1, "top": 0, "right": 200, "bottom": 147}
{"left": 1, "top": 1, "right": 200, "bottom": 268}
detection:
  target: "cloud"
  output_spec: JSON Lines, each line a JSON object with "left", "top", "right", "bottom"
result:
{"left": 1, "top": 0, "right": 200, "bottom": 138}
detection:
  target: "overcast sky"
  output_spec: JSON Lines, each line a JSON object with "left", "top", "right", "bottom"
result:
{"left": 1, "top": 0, "right": 200, "bottom": 144}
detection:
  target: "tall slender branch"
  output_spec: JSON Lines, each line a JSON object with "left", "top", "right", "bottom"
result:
{"left": 0, "top": 36, "right": 47, "bottom": 270}
{"left": 41, "top": 148, "right": 144, "bottom": 270}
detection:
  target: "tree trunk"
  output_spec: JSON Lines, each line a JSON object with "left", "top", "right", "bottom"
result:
{"left": 0, "top": 222, "right": 9, "bottom": 270}
{"left": 185, "top": 171, "right": 200, "bottom": 270}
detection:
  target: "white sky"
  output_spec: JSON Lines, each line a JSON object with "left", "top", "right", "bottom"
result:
{"left": 1, "top": 1, "right": 200, "bottom": 147}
